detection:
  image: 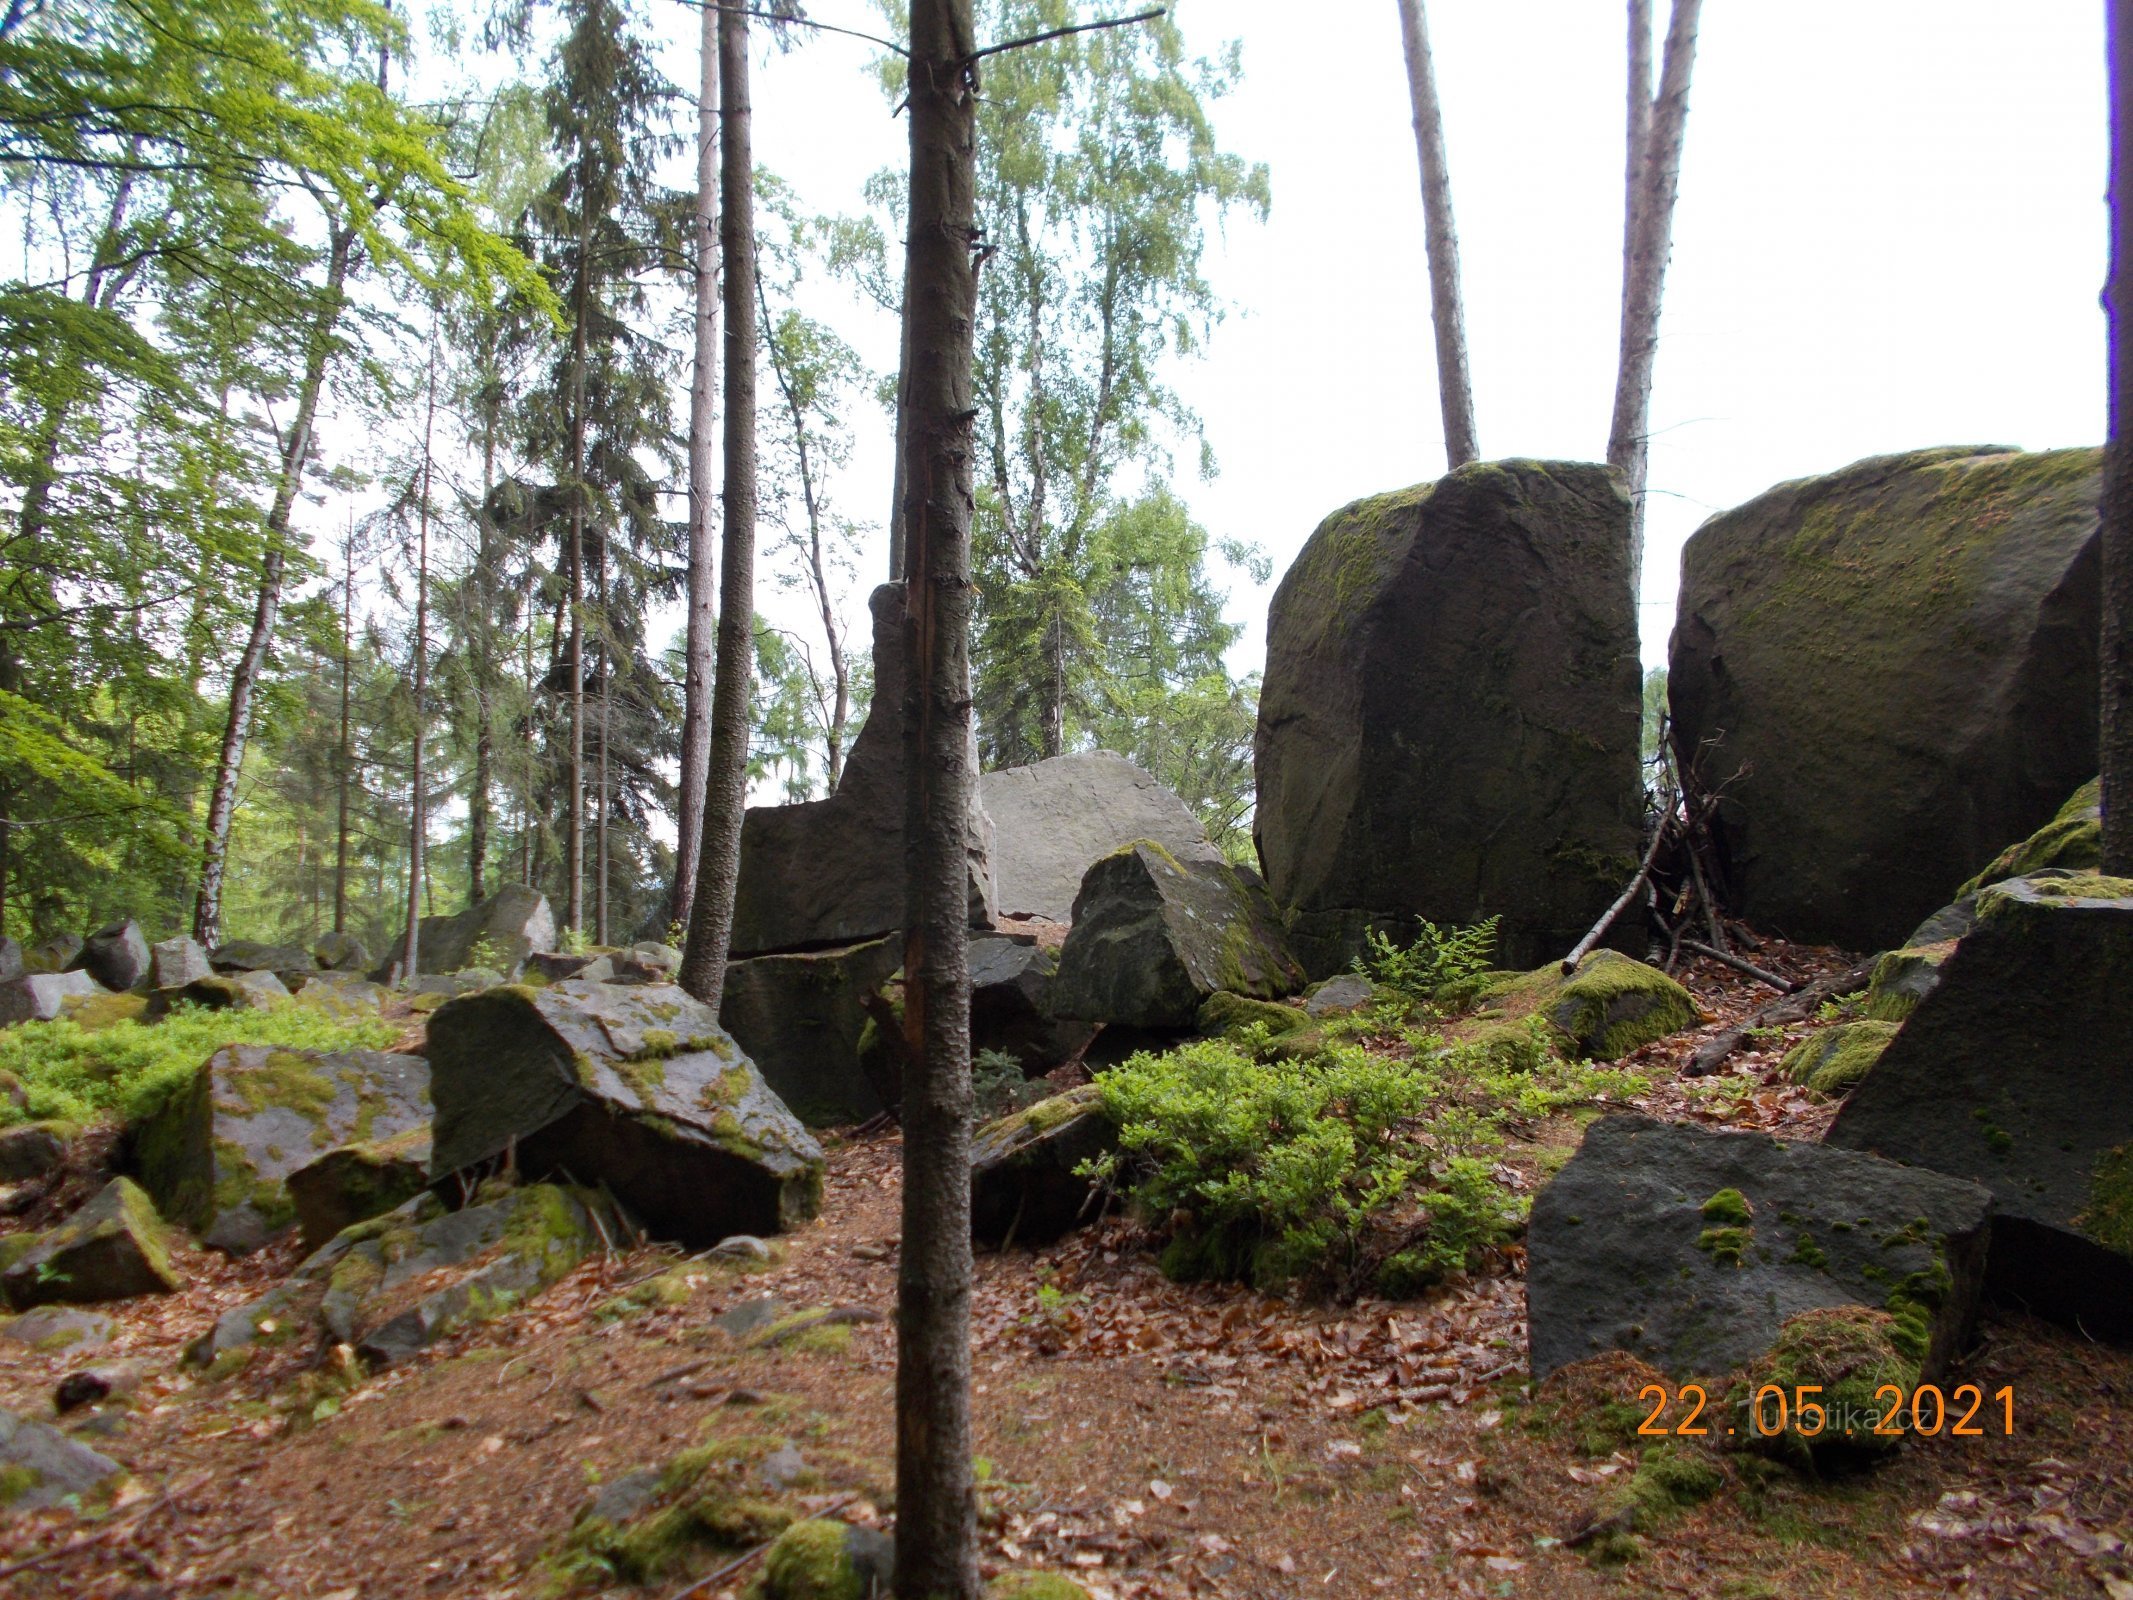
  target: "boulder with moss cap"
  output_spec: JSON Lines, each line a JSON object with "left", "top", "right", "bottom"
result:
{"left": 0, "top": 970, "right": 103, "bottom": 1025}
{"left": 426, "top": 979, "right": 824, "bottom": 1247}
{"left": 1827, "top": 873, "right": 2133, "bottom": 1338}
{"left": 719, "top": 935, "right": 904, "bottom": 1127}
{"left": 286, "top": 1126, "right": 432, "bottom": 1252}
{"left": 758, "top": 1517, "right": 896, "bottom": 1600}
{"left": 128, "top": 1045, "right": 429, "bottom": 1254}
{"left": 2, "top": 1177, "right": 182, "bottom": 1308}
{"left": 1050, "top": 841, "right": 1303, "bottom": 1029}
{"left": 969, "top": 1084, "right": 1114, "bottom": 1248}
{"left": 1459, "top": 950, "right": 1699, "bottom": 1061}
{"left": 1527, "top": 1114, "right": 1991, "bottom": 1383}
{"left": 1781, "top": 1020, "right": 1899, "bottom": 1097}
{"left": 145, "top": 968, "right": 291, "bottom": 1020}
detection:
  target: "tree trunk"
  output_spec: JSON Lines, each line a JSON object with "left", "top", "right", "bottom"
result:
{"left": 596, "top": 639, "right": 611, "bottom": 946}
{"left": 402, "top": 331, "right": 438, "bottom": 978}
{"left": 886, "top": 244, "right": 916, "bottom": 582}
{"left": 334, "top": 520, "right": 355, "bottom": 936}
{"left": 193, "top": 225, "right": 355, "bottom": 948}
{"left": 674, "top": 0, "right": 721, "bottom": 930}
{"left": 892, "top": 3, "right": 981, "bottom": 1596}
{"left": 1607, "top": 0, "right": 1703, "bottom": 587}
{"left": 678, "top": 0, "right": 758, "bottom": 1010}
{"left": 565, "top": 212, "right": 592, "bottom": 937}
{"left": 2106, "top": 0, "right": 2133, "bottom": 875}
{"left": 469, "top": 406, "right": 501, "bottom": 906}
{"left": 1623, "top": 0, "right": 1654, "bottom": 273}
{"left": 1394, "top": 0, "right": 1477, "bottom": 470}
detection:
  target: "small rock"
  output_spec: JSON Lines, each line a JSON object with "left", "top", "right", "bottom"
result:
{"left": 708, "top": 1234, "right": 772, "bottom": 1262}
{"left": 148, "top": 936, "right": 214, "bottom": 989}
{"left": 0, "top": 1122, "right": 67, "bottom": 1183}
{"left": 714, "top": 1296, "right": 791, "bottom": 1340}
{"left": 583, "top": 1467, "right": 663, "bottom": 1525}
{"left": 55, "top": 1358, "right": 145, "bottom": 1413}
{"left": 23, "top": 934, "right": 82, "bottom": 975}
{"left": 0, "top": 1307, "right": 116, "bottom": 1356}
{"left": 1303, "top": 974, "right": 1375, "bottom": 1017}
{"left": 145, "top": 968, "right": 291, "bottom": 1018}
{"left": 0, "top": 971, "right": 104, "bottom": 1025}
{"left": 2, "top": 1178, "right": 182, "bottom": 1309}
{"left": 0, "top": 1069, "right": 25, "bottom": 1112}
{"left": 758, "top": 1443, "right": 809, "bottom": 1490}
{"left": 0, "top": 1406, "right": 122, "bottom": 1511}
{"left": 70, "top": 920, "right": 151, "bottom": 992}
{"left": 313, "top": 930, "right": 372, "bottom": 973}
{"left": 761, "top": 1518, "right": 896, "bottom": 1600}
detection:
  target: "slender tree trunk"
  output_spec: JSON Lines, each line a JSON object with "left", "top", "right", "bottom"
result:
{"left": 2105, "top": 0, "right": 2133, "bottom": 875}
{"left": 1039, "top": 619, "right": 1065, "bottom": 759}
{"left": 596, "top": 632, "right": 611, "bottom": 945}
{"left": 679, "top": 2, "right": 757, "bottom": 1009}
{"left": 893, "top": 3, "right": 981, "bottom": 1596}
{"left": 1623, "top": 0, "right": 1654, "bottom": 275}
{"left": 193, "top": 225, "right": 354, "bottom": 948}
{"left": 674, "top": 0, "right": 722, "bottom": 930}
{"left": 1394, "top": 0, "right": 1477, "bottom": 470}
{"left": 1607, "top": 0, "right": 1703, "bottom": 587}
{"left": 886, "top": 244, "right": 916, "bottom": 581}
{"left": 469, "top": 415, "right": 500, "bottom": 906}
{"left": 334, "top": 520, "right": 355, "bottom": 935}
{"left": 402, "top": 332, "right": 438, "bottom": 977}
{"left": 523, "top": 585, "right": 538, "bottom": 887}
{"left": 564, "top": 210, "right": 593, "bottom": 938}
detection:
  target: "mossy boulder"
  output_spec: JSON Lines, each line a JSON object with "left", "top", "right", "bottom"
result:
{"left": 286, "top": 1126, "right": 433, "bottom": 1253}
{"left": 1827, "top": 874, "right": 2133, "bottom": 1338}
{"left": 1670, "top": 447, "right": 2103, "bottom": 951}
{"left": 209, "top": 939, "right": 317, "bottom": 983}
{"left": 1863, "top": 942, "right": 1954, "bottom": 1021}
{"left": 1527, "top": 1115, "right": 1991, "bottom": 1383}
{"left": 1050, "top": 841, "right": 1304, "bottom": 1028}
{"left": 148, "top": 936, "right": 213, "bottom": 989}
{"left": 970, "top": 1084, "right": 1114, "bottom": 1248}
{"left": 0, "top": 1121, "right": 68, "bottom": 1182}
{"left": 0, "top": 1306, "right": 117, "bottom": 1356}
{"left": 1959, "top": 776, "right": 2101, "bottom": 900}
{"left": 0, "top": 1406, "right": 122, "bottom": 1512}
{"left": 2, "top": 1178, "right": 182, "bottom": 1308}
{"left": 1731, "top": 1305, "right": 1919, "bottom": 1466}
{"left": 128, "top": 1044, "right": 430, "bottom": 1254}
{"left": 1255, "top": 461, "right": 1643, "bottom": 975}
{"left": 313, "top": 930, "right": 371, "bottom": 973}
{"left": 1781, "top": 1020, "right": 1900, "bottom": 1097}
{"left": 426, "top": 980, "right": 824, "bottom": 1247}
{"left": 758, "top": 1518, "right": 896, "bottom": 1600}
{"left": 719, "top": 936, "right": 905, "bottom": 1127}
{"left": 69, "top": 919, "right": 150, "bottom": 992}
{"left": 0, "top": 970, "right": 104, "bottom": 1025}
{"left": 22, "top": 934, "right": 81, "bottom": 975}
{"left": 411, "top": 883, "right": 553, "bottom": 977}
{"left": 291, "top": 973, "right": 389, "bottom": 1020}
{"left": 1196, "top": 991, "right": 1311, "bottom": 1039}
{"left": 1466, "top": 950, "right": 1699, "bottom": 1061}
{"left": 145, "top": 967, "right": 290, "bottom": 1019}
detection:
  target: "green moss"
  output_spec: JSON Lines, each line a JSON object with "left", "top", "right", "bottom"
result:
{"left": 1780, "top": 1021, "right": 1900, "bottom": 1097}
{"left": 1471, "top": 951, "right": 1698, "bottom": 1061}
{"left": 2003, "top": 872, "right": 2133, "bottom": 902}
{"left": 1957, "top": 777, "right": 2103, "bottom": 899}
{"left": 112, "top": 1175, "right": 180, "bottom": 1284}
{"left": 1701, "top": 1188, "right": 1752, "bottom": 1226}
{"left": 1195, "top": 992, "right": 1309, "bottom": 1039}
{"left": 221, "top": 1050, "right": 338, "bottom": 1123}
{"left": 1736, "top": 1305, "right": 1920, "bottom": 1465}
{"left": 1697, "top": 1226, "right": 1752, "bottom": 1268}
{"left": 2076, "top": 1143, "right": 2133, "bottom": 1256}
{"left": 987, "top": 1574, "right": 1093, "bottom": 1600}
{"left": 1863, "top": 946, "right": 1952, "bottom": 1023}
{"left": 760, "top": 1519, "right": 864, "bottom": 1600}
{"left": 61, "top": 990, "right": 149, "bottom": 1031}
{"left": 983, "top": 1083, "right": 1102, "bottom": 1144}
{"left": 1787, "top": 1233, "right": 1829, "bottom": 1270}
{"left": 500, "top": 1185, "right": 593, "bottom": 1272}
{"left": 0, "top": 1463, "right": 38, "bottom": 1504}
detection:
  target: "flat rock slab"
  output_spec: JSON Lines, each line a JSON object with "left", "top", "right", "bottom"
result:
{"left": 145, "top": 968, "right": 292, "bottom": 1019}
{"left": 0, "top": 971, "right": 103, "bottom": 1025}
{"left": 0, "top": 1307, "right": 117, "bottom": 1355}
{"left": 0, "top": 1407, "right": 122, "bottom": 1512}
{"left": 2, "top": 1178, "right": 182, "bottom": 1309}
{"left": 1527, "top": 1114, "right": 1992, "bottom": 1382}
{"left": 1827, "top": 874, "right": 2133, "bottom": 1339}
{"left": 209, "top": 940, "right": 317, "bottom": 982}
{"left": 720, "top": 936, "right": 903, "bottom": 1127}
{"left": 426, "top": 980, "right": 825, "bottom": 1246}
{"left": 980, "top": 751, "right": 1220, "bottom": 923}
{"left": 131, "top": 1045, "right": 430, "bottom": 1254}
{"left": 970, "top": 1085, "right": 1115, "bottom": 1248}
{"left": 1050, "top": 842, "right": 1304, "bottom": 1028}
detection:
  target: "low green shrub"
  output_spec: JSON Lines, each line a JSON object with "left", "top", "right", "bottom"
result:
{"left": 0, "top": 1004, "right": 401, "bottom": 1130}
{"left": 972, "top": 1048, "right": 1048, "bottom": 1124}
{"left": 1355, "top": 915, "right": 1500, "bottom": 1010}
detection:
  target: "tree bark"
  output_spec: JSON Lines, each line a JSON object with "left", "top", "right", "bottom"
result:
{"left": 893, "top": 3, "right": 981, "bottom": 1597}
{"left": 1623, "top": 0, "right": 1653, "bottom": 272}
{"left": 1607, "top": 0, "right": 1702, "bottom": 588}
{"left": 334, "top": 520, "right": 355, "bottom": 936}
{"left": 887, "top": 245, "right": 916, "bottom": 583}
{"left": 2106, "top": 0, "right": 2133, "bottom": 875}
{"left": 678, "top": 0, "right": 758, "bottom": 1009}
{"left": 564, "top": 206, "right": 593, "bottom": 938}
{"left": 1394, "top": 0, "right": 1477, "bottom": 470}
{"left": 193, "top": 224, "right": 354, "bottom": 948}
{"left": 402, "top": 331, "right": 438, "bottom": 977}
{"left": 674, "top": 0, "right": 721, "bottom": 930}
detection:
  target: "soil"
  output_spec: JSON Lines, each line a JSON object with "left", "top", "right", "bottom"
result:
{"left": 2, "top": 948, "right": 2130, "bottom": 1600}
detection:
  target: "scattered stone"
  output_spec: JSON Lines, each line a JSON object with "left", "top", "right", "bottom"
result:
{"left": 1863, "top": 942, "right": 1954, "bottom": 1022}
{"left": 628, "top": 942, "right": 681, "bottom": 975}
{"left": 24, "top": 934, "right": 83, "bottom": 975}
{"left": 148, "top": 936, "right": 213, "bottom": 989}
{"left": 1781, "top": 1020, "right": 1899, "bottom": 1097}
{"left": 0, "top": 1406, "right": 123, "bottom": 1511}
{"left": 1256, "top": 462, "right": 1643, "bottom": 974}
{"left": 54, "top": 1359, "right": 145, "bottom": 1414}
{"left": 714, "top": 1296, "right": 791, "bottom": 1340}
{"left": 525, "top": 951, "right": 604, "bottom": 983}
{"left": 1464, "top": 950, "right": 1700, "bottom": 1061}
{"left": 1826, "top": 874, "right": 2133, "bottom": 1338}
{"left": 0, "top": 1123, "right": 67, "bottom": 1182}
{"left": 0, "top": 970, "right": 104, "bottom": 1025}
{"left": 2, "top": 1178, "right": 183, "bottom": 1309}
{"left": 412, "top": 884, "right": 555, "bottom": 977}
{"left": 426, "top": 981, "right": 825, "bottom": 1247}
{"left": 130, "top": 1044, "right": 430, "bottom": 1253}
{"left": 1669, "top": 447, "right": 2102, "bottom": 951}
{"left": 1050, "top": 842, "right": 1303, "bottom": 1028}
{"left": 209, "top": 939, "right": 318, "bottom": 983}
{"left": 720, "top": 936, "right": 904, "bottom": 1126}
{"left": 980, "top": 750, "right": 1221, "bottom": 922}
{"left": 0, "top": 938, "right": 20, "bottom": 984}
{"left": 760, "top": 1518, "right": 895, "bottom": 1600}
{"left": 970, "top": 1085, "right": 1114, "bottom": 1248}
{"left": 145, "top": 967, "right": 291, "bottom": 1018}
{"left": 1304, "top": 974, "right": 1375, "bottom": 1017}
{"left": 0, "top": 1308, "right": 116, "bottom": 1356}
{"left": 291, "top": 973, "right": 389, "bottom": 1020}
{"left": 968, "top": 934, "right": 1093, "bottom": 1074}
{"left": 286, "top": 1127, "right": 433, "bottom": 1253}
{"left": 1526, "top": 1114, "right": 1992, "bottom": 1382}
{"left": 313, "top": 930, "right": 371, "bottom": 972}
{"left": 69, "top": 920, "right": 151, "bottom": 992}
{"left": 733, "top": 583, "right": 995, "bottom": 956}
{"left": 708, "top": 1234, "right": 772, "bottom": 1263}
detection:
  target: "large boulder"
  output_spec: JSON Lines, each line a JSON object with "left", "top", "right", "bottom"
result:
{"left": 313, "top": 929, "right": 371, "bottom": 973}
{"left": 130, "top": 1045, "right": 430, "bottom": 1254}
{"left": 411, "top": 883, "right": 553, "bottom": 977}
{"left": 2, "top": 1178, "right": 183, "bottom": 1308}
{"left": 1669, "top": 447, "right": 2102, "bottom": 951}
{"left": 1826, "top": 874, "right": 2133, "bottom": 1338}
{"left": 0, "top": 970, "right": 103, "bottom": 1024}
{"left": 731, "top": 584, "right": 994, "bottom": 956}
{"left": 0, "top": 1407, "right": 123, "bottom": 1511}
{"left": 0, "top": 1123, "right": 67, "bottom": 1182}
{"left": 1049, "top": 842, "right": 1304, "bottom": 1028}
{"left": 970, "top": 1086, "right": 1115, "bottom": 1248}
{"left": 69, "top": 920, "right": 150, "bottom": 992}
{"left": 144, "top": 967, "right": 290, "bottom": 1018}
{"left": 209, "top": 939, "right": 317, "bottom": 984}
{"left": 23, "top": 934, "right": 82, "bottom": 974}
{"left": 968, "top": 933, "right": 1092, "bottom": 1073}
{"left": 1527, "top": 1115, "right": 1992, "bottom": 1382}
{"left": 1256, "top": 461, "right": 1643, "bottom": 976}
{"left": 719, "top": 936, "right": 903, "bottom": 1127}
{"left": 980, "top": 751, "right": 1220, "bottom": 923}
{"left": 286, "top": 1127, "right": 433, "bottom": 1253}
{"left": 425, "top": 981, "right": 825, "bottom": 1246}
{"left": 148, "top": 936, "right": 213, "bottom": 989}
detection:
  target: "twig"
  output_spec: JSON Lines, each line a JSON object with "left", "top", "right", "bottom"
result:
{"left": 0, "top": 1472, "right": 202, "bottom": 1583}
{"left": 665, "top": 1494, "right": 859, "bottom": 1599}
{"left": 966, "top": 6, "right": 1166, "bottom": 63}
{"left": 1678, "top": 939, "right": 1797, "bottom": 993}
{"left": 1682, "top": 959, "right": 1876, "bottom": 1077}
{"left": 671, "top": 1, "right": 909, "bottom": 56}
{"left": 1562, "top": 789, "right": 1675, "bottom": 973}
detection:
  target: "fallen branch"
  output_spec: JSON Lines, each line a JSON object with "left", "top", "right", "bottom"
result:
{"left": 665, "top": 1493, "right": 859, "bottom": 1599}
{"left": 1678, "top": 938, "right": 1797, "bottom": 993}
{"left": 1561, "top": 795, "right": 1674, "bottom": 974}
{"left": 1682, "top": 959, "right": 1876, "bottom": 1077}
{"left": 0, "top": 1471, "right": 204, "bottom": 1583}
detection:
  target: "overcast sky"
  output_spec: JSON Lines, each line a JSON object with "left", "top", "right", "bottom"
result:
{"left": 673, "top": 0, "right": 2106, "bottom": 674}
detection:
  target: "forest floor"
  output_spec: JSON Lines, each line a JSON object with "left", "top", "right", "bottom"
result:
{"left": 4, "top": 950, "right": 2133, "bottom": 1600}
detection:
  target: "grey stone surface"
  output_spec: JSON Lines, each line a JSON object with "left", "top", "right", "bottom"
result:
{"left": 0, "top": 971, "right": 103, "bottom": 1025}
{"left": 720, "top": 936, "right": 904, "bottom": 1127}
{"left": 1670, "top": 447, "right": 2102, "bottom": 950}
{"left": 313, "top": 930, "right": 372, "bottom": 972}
{"left": 145, "top": 967, "right": 291, "bottom": 1019}
{"left": 1527, "top": 1115, "right": 1992, "bottom": 1382}
{"left": 209, "top": 940, "right": 317, "bottom": 981}
{"left": 980, "top": 751, "right": 1219, "bottom": 923}
{"left": 969, "top": 1085, "right": 1115, "bottom": 1248}
{"left": 1256, "top": 460, "right": 1643, "bottom": 975}
{"left": 0, "top": 1123, "right": 67, "bottom": 1182}
{"left": 412, "top": 884, "right": 554, "bottom": 977}
{"left": 148, "top": 936, "right": 213, "bottom": 989}
{"left": 0, "top": 938, "right": 20, "bottom": 984}
{"left": 968, "top": 933, "right": 1093, "bottom": 1074}
{"left": 1826, "top": 874, "right": 2133, "bottom": 1339}
{"left": 0, "top": 1406, "right": 122, "bottom": 1511}
{"left": 286, "top": 1127, "right": 433, "bottom": 1253}
{"left": 0, "top": 1307, "right": 116, "bottom": 1355}
{"left": 70, "top": 920, "right": 150, "bottom": 992}
{"left": 23, "top": 935, "right": 82, "bottom": 975}
{"left": 2, "top": 1178, "right": 182, "bottom": 1309}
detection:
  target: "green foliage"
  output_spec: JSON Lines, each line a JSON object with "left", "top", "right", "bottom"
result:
{"left": 0, "top": 1005, "right": 398, "bottom": 1131}
{"left": 1355, "top": 916, "right": 1501, "bottom": 1008}
{"left": 972, "top": 1048, "right": 1047, "bottom": 1124}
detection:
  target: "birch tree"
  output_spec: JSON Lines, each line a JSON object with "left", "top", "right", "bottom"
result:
{"left": 1394, "top": 0, "right": 1476, "bottom": 469}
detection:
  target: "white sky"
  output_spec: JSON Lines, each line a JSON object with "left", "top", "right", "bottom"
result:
{"left": 668, "top": 0, "right": 2106, "bottom": 674}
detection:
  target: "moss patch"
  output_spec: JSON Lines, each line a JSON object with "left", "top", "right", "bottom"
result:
{"left": 2077, "top": 1142, "right": 2133, "bottom": 1256}
{"left": 1733, "top": 1305, "right": 1920, "bottom": 1466}
{"left": 1195, "top": 992, "right": 1310, "bottom": 1039}
{"left": 1781, "top": 1020, "right": 1900, "bottom": 1097}
{"left": 1467, "top": 951, "right": 1698, "bottom": 1061}
{"left": 1957, "top": 777, "right": 2102, "bottom": 899}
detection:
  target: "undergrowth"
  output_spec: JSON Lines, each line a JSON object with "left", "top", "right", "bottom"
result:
{"left": 0, "top": 1005, "right": 401, "bottom": 1129}
{"left": 1354, "top": 914, "right": 1501, "bottom": 1009}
